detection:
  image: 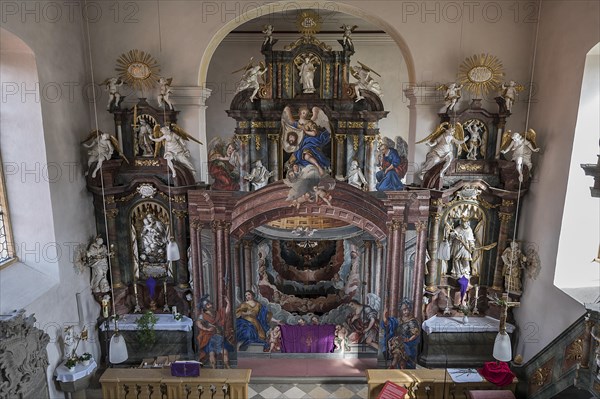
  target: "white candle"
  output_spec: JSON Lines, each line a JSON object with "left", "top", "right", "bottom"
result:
{"left": 172, "top": 306, "right": 177, "bottom": 315}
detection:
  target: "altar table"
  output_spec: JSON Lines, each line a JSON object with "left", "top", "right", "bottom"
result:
{"left": 98, "top": 314, "right": 193, "bottom": 364}
{"left": 280, "top": 324, "right": 335, "bottom": 353}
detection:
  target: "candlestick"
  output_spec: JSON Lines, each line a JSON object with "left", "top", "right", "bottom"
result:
{"left": 163, "top": 280, "right": 170, "bottom": 312}
{"left": 133, "top": 279, "right": 141, "bottom": 313}
{"left": 473, "top": 285, "right": 480, "bottom": 315}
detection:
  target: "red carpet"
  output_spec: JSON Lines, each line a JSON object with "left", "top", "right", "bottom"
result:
{"left": 236, "top": 357, "right": 377, "bottom": 377}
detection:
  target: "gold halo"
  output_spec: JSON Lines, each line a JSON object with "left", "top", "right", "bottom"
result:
{"left": 458, "top": 54, "right": 504, "bottom": 98}
{"left": 115, "top": 49, "right": 160, "bottom": 92}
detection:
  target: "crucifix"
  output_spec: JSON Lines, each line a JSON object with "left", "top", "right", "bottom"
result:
{"left": 489, "top": 292, "right": 520, "bottom": 362}
{"left": 496, "top": 292, "right": 520, "bottom": 334}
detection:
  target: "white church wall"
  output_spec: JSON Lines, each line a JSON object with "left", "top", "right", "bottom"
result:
{"left": 516, "top": 0, "right": 600, "bottom": 363}
{"left": 1, "top": 15, "right": 99, "bottom": 399}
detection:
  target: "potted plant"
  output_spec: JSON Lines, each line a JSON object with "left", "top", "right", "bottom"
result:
{"left": 79, "top": 352, "right": 93, "bottom": 366}
{"left": 173, "top": 312, "right": 183, "bottom": 322}
{"left": 136, "top": 311, "right": 158, "bottom": 349}
{"left": 65, "top": 357, "right": 78, "bottom": 371}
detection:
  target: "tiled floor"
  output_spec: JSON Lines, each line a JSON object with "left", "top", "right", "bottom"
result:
{"left": 86, "top": 382, "right": 368, "bottom": 399}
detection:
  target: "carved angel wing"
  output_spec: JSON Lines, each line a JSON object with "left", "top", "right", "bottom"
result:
{"left": 166, "top": 77, "right": 173, "bottom": 86}
{"left": 500, "top": 131, "right": 513, "bottom": 151}
{"left": 350, "top": 66, "right": 360, "bottom": 80}
{"left": 436, "top": 84, "right": 449, "bottom": 92}
{"left": 281, "top": 106, "right": 295, "bottom": 125}
{"left": 108, "top": 135, "right": 129, "bottom": 164}
{"left": 525, "top": 128, "right": 538, "bottom": 149}
{"left": 171, "top": 123, "right": 202, "bottom": 145}
{"left": 231, "top": 57, "right": 254, "bottom": 74}
{"left": 416, "top": 122, "right": 449, "bottom": 144}
{"left": 311, "top": 106, "right": 330, "bottom": 130}
{"left": 453, "top": 122, "right": 468, "bottom": 154}
{"left": 81, "top": 129, "right": 102, "bottom": 144}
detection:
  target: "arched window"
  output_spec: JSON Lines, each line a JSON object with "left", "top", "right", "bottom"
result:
{"left": 0, "top": 156, "right": 16, "bottom": 267}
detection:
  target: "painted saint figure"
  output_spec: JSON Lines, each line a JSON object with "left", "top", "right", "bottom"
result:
{"left": 381, "top": 299, "right": 420, "bottom": 369}
{"left": 346, "top": 299, "right": 379, "bottom": 350}
{"left": 376, "top": 137, "right": 407, "bottom": 191}
{"left": 235, "top": 290, "right": 272, "bottom": 351}
{"left": 196, "top": 295, "right": 233, "bottom": 368}
{"left": 208, "top": 139, "right": 241, "bottom": 191}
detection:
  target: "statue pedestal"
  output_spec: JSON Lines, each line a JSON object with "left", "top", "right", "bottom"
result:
{"left": 419, "top": 316, "right": 514, "bottom": 368}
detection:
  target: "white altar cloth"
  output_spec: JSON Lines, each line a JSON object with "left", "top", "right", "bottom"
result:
{"left": 99, "top": 314, "right": 193, "bottom": 332}
{"left": 422, "top": 315, "right": 515, "bottom": 335}
{"left": 55, "top": 359, "right": 97, "bottom": 382}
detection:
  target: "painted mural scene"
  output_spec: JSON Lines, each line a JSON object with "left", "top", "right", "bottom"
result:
{"left": 4, "top": 2, "right": 600, "bottom": 399}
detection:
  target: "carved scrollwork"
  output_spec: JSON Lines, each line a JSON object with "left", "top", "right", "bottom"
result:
{"left": 531, "top": 366, "right": 552, "bottom": 386}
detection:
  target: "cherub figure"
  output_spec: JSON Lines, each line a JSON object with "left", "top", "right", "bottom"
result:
{"left": 499, "top": 80, "right": 523, "bottom": 112}
{"left": 102, "top": 77, "right": 123, "bottom": 110}
{"left": 350, "top": 62, "right": 383, "bottom": 101}
{"left": 157, "top": 77, "right": 174, "bottom": 110}
{"left": 340, "top": 24, "right": 358, "bottom": 47}
{"left": 262, "top": 24, "right": 274, "bottom": 46}
{"left": 313, "top": 185, "right": 332, "bottom": 206}
{"left": 417, "top": 122, "right": 468, "bottom": 180}
{"left": 437, "top": 83, "right": 463, "bottom": 112}
{"left": 150, "top": 124, "right": 202, "bottom": 178}
{"left": 500, "top": 129, "right": 540, "bottom": 182}
{"left": 335, "top": 324, "right": 350, "bottom": 351}
{"left": 267, "top": 325, "right": 282, "bottom": 353}
{"left": 233, "top": 58, "right": 267, "bottom": 102}
{"left": 82, "top": 130, "right": 128, "bottom": 178}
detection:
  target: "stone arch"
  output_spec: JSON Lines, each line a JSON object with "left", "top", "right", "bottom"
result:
{"left": 229, "top": 182, "right": 388, "bottom": 240}
{"left": 196, "top": 1, "right": 416, "bottom": 86}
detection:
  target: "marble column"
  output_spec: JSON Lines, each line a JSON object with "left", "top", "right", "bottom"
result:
{"left": 386, "top": 220, "right": 404, "bottom": 317}
{"left": 364, "top": 135, "right": 378, "bottom": 191}
{"left": 413, "top": 220, "right": 428, "bottom": 321}
{"left": 243, "top": 240, "right": 253, "bottom": 291}
{"left": 426, "top": 210, "right": 442, "bottom": 291}
{"left": 335, "top": 134, "right": 347, "bottom": 179}
{"left": 105, "top": 208, "right": 122, "bottom": 287}
{"left": 237, "top": 134, "right": 251, "bottom": 191}
{"left": 233, "top": 242, "right": 241, "bottom": 302}
{"left": 493, "top": 210, "right": 514, "bottom": 290}
{"left": 395, "top": 223, "right": 407, "bottom": 316}
{"left": 212, "top": 221, "right": 226, "bottom": 310}
{"left": 403, "top": 86, "right": 418, "bottom": 185}
{"left": 267, "top": 134, "right": 280, "bottom": 180}
{"left": 223, "top": 222, "right": 232, "bottom": 301}
{"left": 190, "top": 220, "right": 203, "bottom": 320}
{"left": 374, "top": 241, "right": 384, "bottom": 299}
{"left": 173, "top": 210, "right": 188, "bottom": 288}
{"left": 363, "top": 241, "right": 372, "bottom": 296}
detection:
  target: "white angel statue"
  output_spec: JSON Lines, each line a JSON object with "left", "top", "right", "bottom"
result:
{"left": 82, "top": 130, "right": 128, "bottom": 178}
{"left": 233, "top": 57, "right": 267, "bottom": 102}
{"left": 500, "top": 129, "right": 540, "bottom": 182}
{"left": 102, "top": 77, "right": 123, "bottom": 110}
{"left": 417, "top": 122, "right": 468, "bottom": 180}
{"left": 157, "top": 77, "right": 174, "bottom": 110}
{"left": 341, "top": 24, "right": 358, "bottom": 47}
{"left": 350, "top": 62, "right": 383, "bottom": 101}
{"left": 150, "top": 124, "right": 203, "bottom": 178}
{"left": 499, "top": 80, "right": 524, "bottom": 112}
{"left": 437, "top": 83, "right": 463, "bottom": 112}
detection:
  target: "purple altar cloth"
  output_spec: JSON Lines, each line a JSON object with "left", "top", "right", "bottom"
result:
{"left": 280, "top": 324, "right": 336, "bottom": 353}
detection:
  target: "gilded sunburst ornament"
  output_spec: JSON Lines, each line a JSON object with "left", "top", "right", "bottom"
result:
{"left": 296, "top": 10, "right": 322, "bottom": 36}
{"left": 115, "top": 49, "right": 160, "bottom": 92}
{"left": 458, "top": 54, "right": 504, "bottom": 98}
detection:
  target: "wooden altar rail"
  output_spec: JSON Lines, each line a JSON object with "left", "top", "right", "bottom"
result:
{"left": 100, "top": 368, "right": 251, "bottom": 399}
{"left": 365, "top": 369, "right": 517, "bottom": 399}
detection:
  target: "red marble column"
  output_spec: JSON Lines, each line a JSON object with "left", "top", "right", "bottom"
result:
{"left": 243, "top": 240, "right": 253, "bottom": 291}
{"left": 363, "top": 241, "right": 372, "bottom": 297}
{"left": 223, "top": 222, "right": 232, "bottom": 302}
{"left": 394, "top": 223, "right": 407, "bottom": 317}
{"left": 212, "top": 221, "right": 225, "bottom": 310}
{"left": 412, "top": 220, "right": 428, "bottom": 322}
{"left": 190, "top": 220, "right": 201, "bottom": 320}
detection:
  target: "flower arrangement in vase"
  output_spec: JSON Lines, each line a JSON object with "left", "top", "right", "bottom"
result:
{"left": 79, "top": 352, "right": 93, "bottom": 366}
{"left": 65, "top": 357, "right": 78, "bottom": 371}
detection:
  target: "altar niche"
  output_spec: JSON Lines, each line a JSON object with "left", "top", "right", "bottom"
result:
{"left": 187, "top": 182, "right": 430, "bottom": 366}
